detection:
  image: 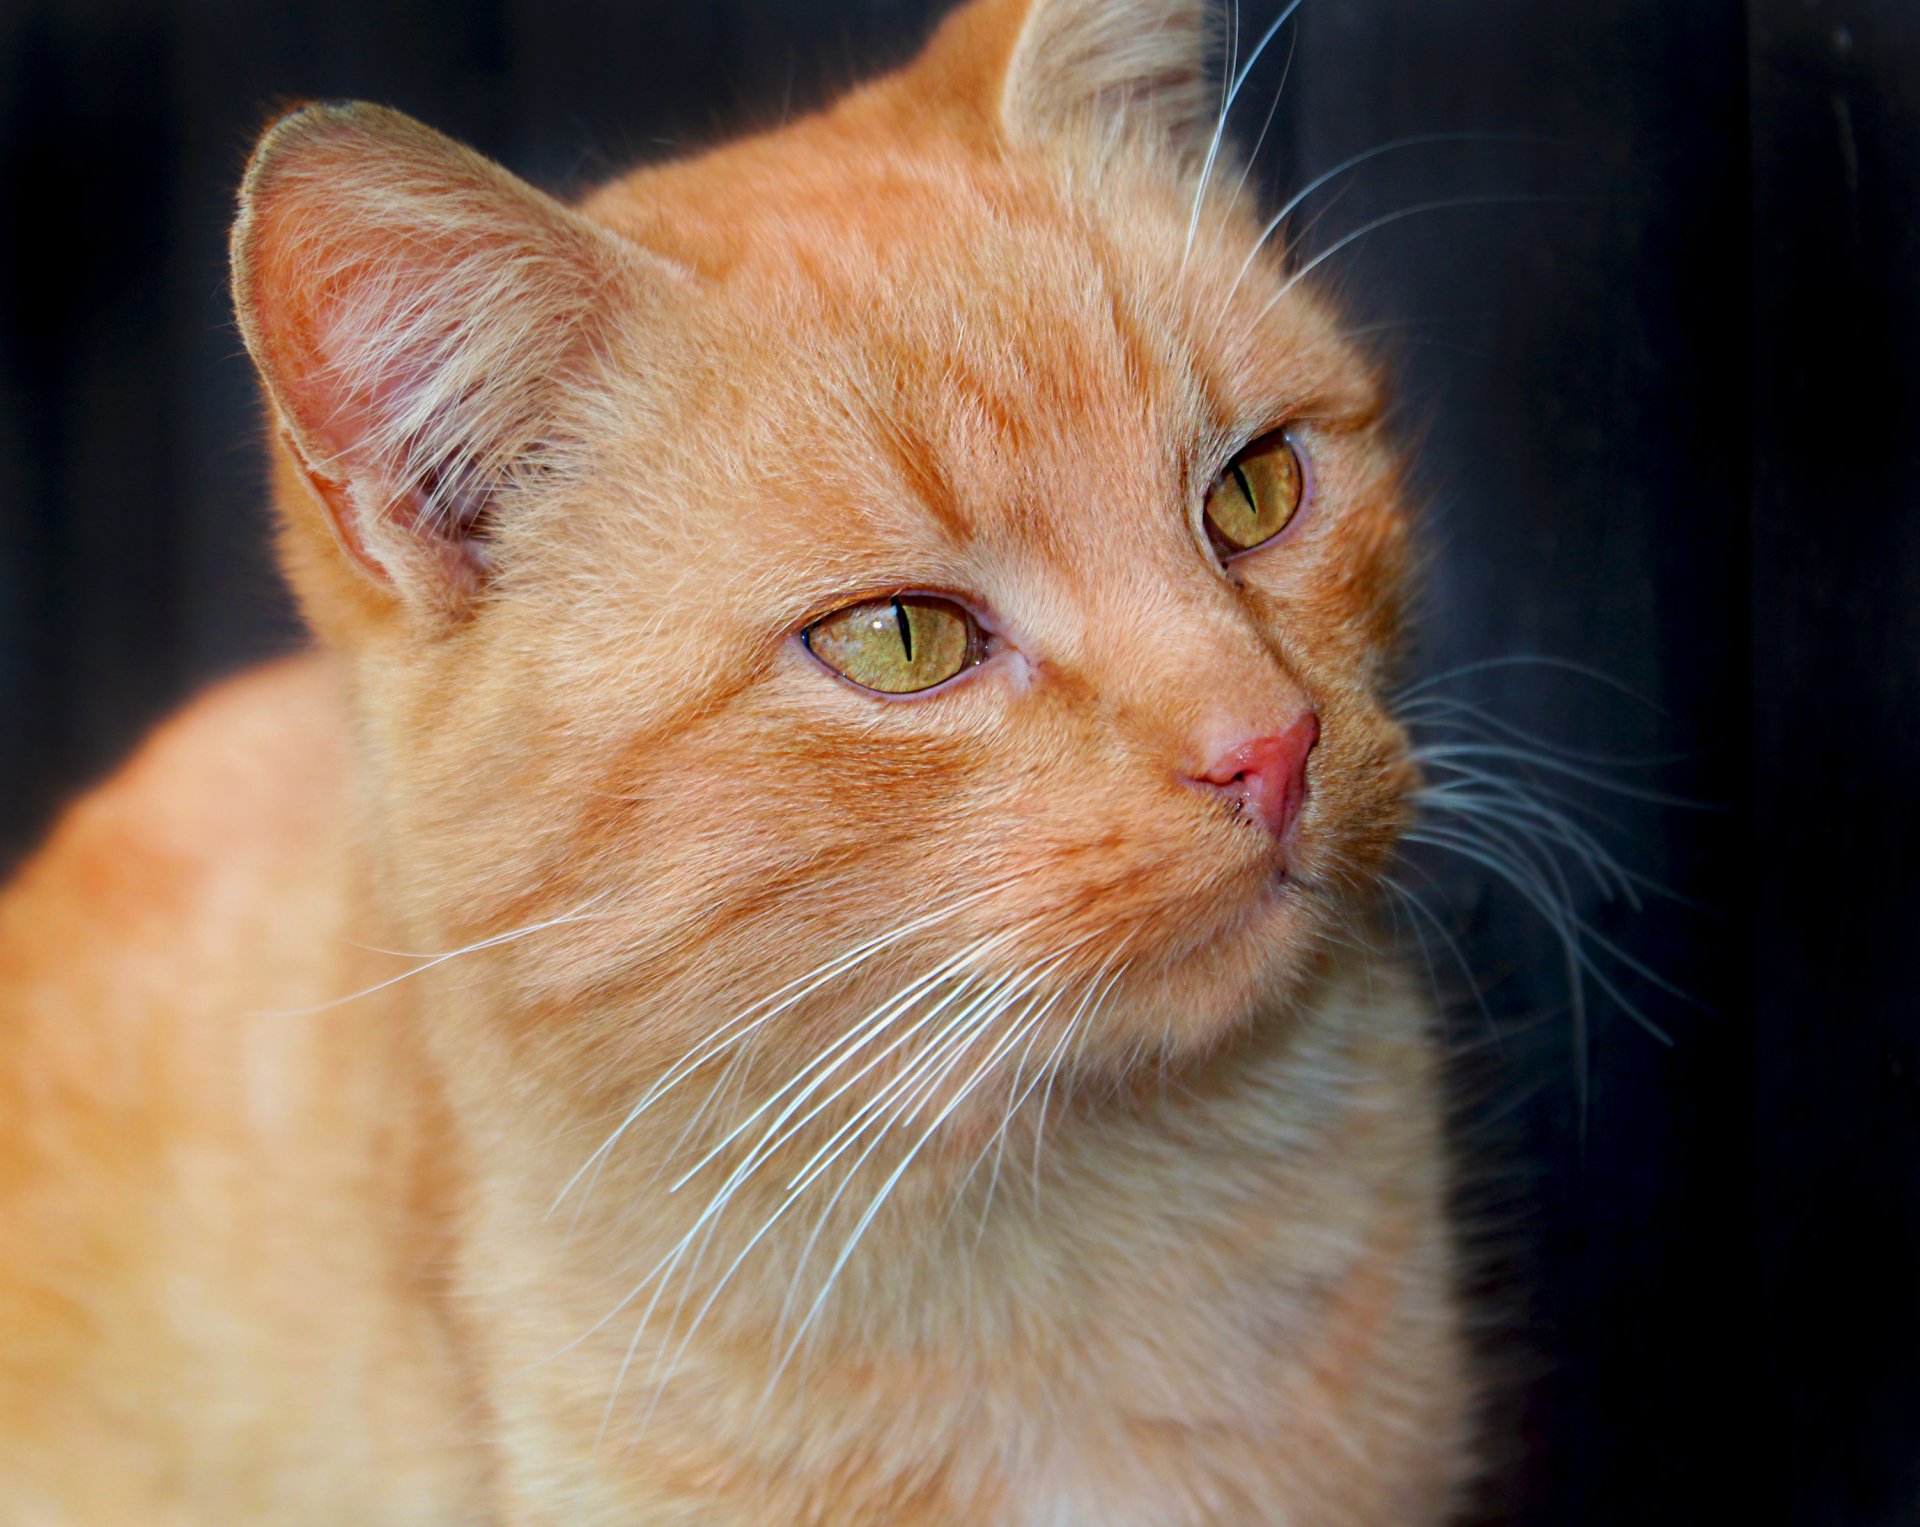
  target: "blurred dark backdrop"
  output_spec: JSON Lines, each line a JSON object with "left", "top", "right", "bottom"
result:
{"left": 0, "top": 1, "right": 1914, "bottom": 1523}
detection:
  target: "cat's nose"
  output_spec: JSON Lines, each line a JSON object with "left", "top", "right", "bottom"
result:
{"left": 1186, "top": 714, "right": 1321, "bottom": 841}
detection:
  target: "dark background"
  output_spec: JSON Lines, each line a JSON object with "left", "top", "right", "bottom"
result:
{"left": 0, "top": 1, "right": 1913, "bottom": 1522}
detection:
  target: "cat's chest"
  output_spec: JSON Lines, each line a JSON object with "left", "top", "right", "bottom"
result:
{"left": 952, "top": 1341, "right": 1301, "bottom": 1527}
{"left": 987, "top": 1394, "right": 1358, "bottom": 1527}
{"left": 1004, "top": 1449, "right": 1226, "bottom": 1527}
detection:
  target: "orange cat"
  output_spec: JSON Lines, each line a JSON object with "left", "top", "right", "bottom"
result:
{"left": 0, "top": 0, "right": 1471, "bottom": 1520}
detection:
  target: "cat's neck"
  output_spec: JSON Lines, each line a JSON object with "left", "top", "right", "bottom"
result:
{"left": 397, "top": 939, "right": 1445, "bottom": 1511}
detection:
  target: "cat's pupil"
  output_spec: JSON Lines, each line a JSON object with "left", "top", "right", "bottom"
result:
{"left": 893, "top": 598, "right": 913, "bottom": 661}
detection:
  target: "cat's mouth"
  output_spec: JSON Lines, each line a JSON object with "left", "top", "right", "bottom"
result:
{"left": 1047, "top": 860, "right": 1330, "bottom": 1067}
{"left": 1199, "top": 853, "right": 1320, "bottom": 967}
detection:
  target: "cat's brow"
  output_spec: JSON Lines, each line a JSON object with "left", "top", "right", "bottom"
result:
{"left": 841, "top": 373, "right": 973, "bottom": 545}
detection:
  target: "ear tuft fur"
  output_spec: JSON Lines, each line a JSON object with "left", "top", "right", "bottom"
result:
{"left": 929, "top": 0, "right": 1221, "bottom": 162}
{"left": 231, "top": 103, "right": 645, "bottom": 616}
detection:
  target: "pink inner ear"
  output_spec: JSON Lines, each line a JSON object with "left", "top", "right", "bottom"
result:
{"left": 263, "top": 272, "right": 500, "bottom": 592}
{"left": 305, "top": 269, "right": 456, "bottom": 501}
{"left": 278, "top": 231, "right": 560, "bottom": 591}
{"left": 234, "top": 104, "right": 635, "bottom": 604}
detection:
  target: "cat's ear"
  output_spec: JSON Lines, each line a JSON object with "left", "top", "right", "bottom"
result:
{"left": 924, "top": 0, "right": 1218, "bottom": 161}
{"left": 231, "top": 103, "right": 660, "bottom": 619}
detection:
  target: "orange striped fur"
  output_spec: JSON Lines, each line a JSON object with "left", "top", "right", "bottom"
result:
{"left": 0, "top": 1, "right": 1470, "bottom": 1520}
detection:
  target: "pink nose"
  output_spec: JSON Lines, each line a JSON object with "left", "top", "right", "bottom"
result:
{"left": 1189, "top": 714, "right": 1320, "bottom": 840}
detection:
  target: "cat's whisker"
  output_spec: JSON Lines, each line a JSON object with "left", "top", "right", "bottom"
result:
{"left": 801, "top": 972, "right": 1030, "bottom": 1196}
{"left": 1254, "top": 192, "right": 1586, "bottom": 326}
{"left": 751, "top": 974, "right": 1054, "bottom": 1411}
{"left": 1397, "top": 692, "right": 1686, "bottom": 768}
{"left": 1410, "top": 808, "right": 1594, "bottom": 966}
{"left": 1031, "top": 943, "right": 1137, "bottom": 1208}
{"left": 1218, "top": 0, "right": 1240, "bottom": 140}
{"left": 772, "top": 964, "right": 1037, "bottom": 1198}
{"left": 1210, "top": 20, "right": 1297, "bottom": 243}
{"left": 604, "top": 939, "right": 1078, "bottom": 1438}
{"left": 761, "top": 967, "right": 1057, "bottom": 1358}
{"left": 609, "top": 962, "right": 1003, "bottom": 1443}
{"left": 765, "top": 948, "right": 1091, "bottom": 1322}
{"left": 593, "top": 1234, "right": 692, "bottom": 1454}
{"left": 1413, "top": 748, "right": 1652, "bottom": 845}
{"left": 1214, "top": 133, "right": 1554, "bottom": 338}
{"left": 1393, "top": 653, "right": 1666, "bottom": 709}
{"left": 668, "top": 973, "right": 1014, "bottom": 1367}
{"left": 1414, "top": 782, "right": 1640, "bottom": 908}
{"left": 970, "top": 984, "right": 1089, "bottom": 1246}
{"left": 570, "top": 1025, "right": 778, "bottom": 1234}
{"left": 665, "top": 924, "right": 1028, "bottom": 1196}
{"left": 1377, "top": 869, "right": 1504, "bottom": 1049}
{"left": 959, "top": 936, "right": 1142, "bottom": 1233}
{"left": 609, "top": 970, "right": 1014, "bottom": 1375}
{"left": 1412, "top": 740, "right": 1707, "bottom": 809}
{"left": 667, "top": 961, "right": 1060, "bottom": 1425}
{"left": 945, "top": 982, "right": 1074, "bottom": 1236}
{"left": 565, "top": 1041, "right": 769, "bottom": 1239}
{"left": 761, "top": 919, "right": 1062, "bottom": 1165}
{"left": 1417, "top": 768, "right": 1702, "bottom": 917}
{"left": 1402, "top": 821, "right": 1601, "bottom": 1123}
{"left": 1182, "top": 0, "right": 1308, "bottom": 267}
{"left": 246, "top": 889, "right": 618, "bottom": 1018}
{"left": 652, "top": 1024, "right": 766, "bottom": 1182}
{"left": 1390, "top": 655, "right": 1707, "bottom": 1104}
{"left": 1331, "top": 311, "right": 1500, "bottom": 345}
{"left": 656, "top": 879, "right": 1013, "bottom": 1088}
{"left": 1411, "top": 743, "right": 1653, "bottom": 847}
{"left": 548, "top": 882, "right": 1012, "bottom": 1218}
{"left": 1402, "top": 823, "right": 1683, "bottom": 1044}
{"left": 767, "top": 964, "right": 1065, "bottom": 1398}
{"left": 556, "top": 945, "right": 1022, "bottom": 1406}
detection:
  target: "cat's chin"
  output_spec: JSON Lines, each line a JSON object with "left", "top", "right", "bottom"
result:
{"left": 913, "top": 891, "right": 1338, "bottom": 1167}
{"left": 1071, "top": 869, "right": 1343, "bottom": 1077}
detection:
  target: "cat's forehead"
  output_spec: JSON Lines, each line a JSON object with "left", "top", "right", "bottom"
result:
{"left": 591, "top": 130, "right": 1162, "bottom": 389}
{"left": 599, "top": 101, "right": 1360, "bottom": 356}
{"left": 583, "top": 122, "right": 1367, "bottom": 558}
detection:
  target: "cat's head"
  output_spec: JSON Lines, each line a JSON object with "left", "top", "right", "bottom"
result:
{"left": 231, "top": 0, "right": 1415, "bottom": 1120}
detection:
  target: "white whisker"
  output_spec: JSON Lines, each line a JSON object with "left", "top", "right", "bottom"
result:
{"left": 1256, "top": 193, "right": 1583, "bottom": 324}
{"left": 1394, "top": 653, "right": 1665, "bottom": 708}
{"left": 1218, "top": 133, "right": 1551, "bottom": 328}
{"left": 548, "top": 882, "right": 1011, "bottom": 1217}
{"left": 1182, "top": 0, "right": 1309, "bottom": 264}
{"left": 1032, "top": 946, "right": 1137, "bottom": 1206}
{"left": 248, "top": 890, "right": 616, "bottom": 1018}
{"left": 763, "top": 963, "right": 1067, "bottom": 1400}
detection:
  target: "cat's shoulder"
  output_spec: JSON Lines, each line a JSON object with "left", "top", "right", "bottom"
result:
{"left": 0, "top": 656, "right": 481, "bottom": 1522}
{"left": 0, "top": 652, "right": 348, "bottom": 951}
{"left": 0, "top": 651, "right": 359, "bottom": 1078}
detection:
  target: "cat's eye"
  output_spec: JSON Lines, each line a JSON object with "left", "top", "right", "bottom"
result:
{"left": 803, "top": 594, "right": 984, "bottom": 695}
{"left": 1203, "top": 435, "right": 1305, "bottom": 556}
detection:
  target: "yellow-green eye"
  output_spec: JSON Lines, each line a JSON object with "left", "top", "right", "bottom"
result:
{"left": 1203, "top": 435, "right": 1305, "bottom": 555}
{"left": 803, "top": 594, "right": 983, "bottom": 695}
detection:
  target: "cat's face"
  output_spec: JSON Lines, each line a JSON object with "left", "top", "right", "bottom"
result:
{"left": 235, "top": 0, "right": 1414, "bottom": 1122}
